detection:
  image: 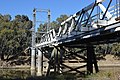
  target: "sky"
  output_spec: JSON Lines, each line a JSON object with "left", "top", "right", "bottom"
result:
{"left": 0, "top": 0, "right": 116, "bottom": 30}
{"left": 0, "top": 0, "right": 94, "bottom": 21}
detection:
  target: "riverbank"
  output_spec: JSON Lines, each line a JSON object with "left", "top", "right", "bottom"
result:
{"left": 0, "top": 54, "right": 120, "bottom": 69}
{"left": 0, "top": 54, "right": 119, "bottom": 80}
{"left": 0, "top": 65, "right": 30, "bottom": 69}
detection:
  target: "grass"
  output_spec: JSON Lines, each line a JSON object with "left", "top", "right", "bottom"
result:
{"left": 26, "top": 73, "right": 77, "bottom": 80}
{"left": 0, "top": 65, "right": 120, "bottom": 80}
{"left": 26, "top": 67, "right": 120, "bottom": 80}
{"left": 84, "top": 67, "right": 120, "bottom": 80}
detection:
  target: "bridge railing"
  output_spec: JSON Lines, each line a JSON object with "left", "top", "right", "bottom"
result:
{"left": 56, "top": 1, "right": 112, "bottom": 38}
{"left": 109, "top": 3, "right": 120, "bottom": 20}
{"left": 39, "top": 29, "right": 56, "bottom": 44}
{"left": 37, "top": 0, "right": 120, "bottom": 47}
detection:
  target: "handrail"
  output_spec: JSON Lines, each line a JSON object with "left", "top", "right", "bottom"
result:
{"left": 36, "top": 0, "right": 120, "bottom": 47}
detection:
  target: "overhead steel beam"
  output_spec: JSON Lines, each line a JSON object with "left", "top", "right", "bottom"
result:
{"left": 61, "top": 0, "right": 105, "bottom": 25}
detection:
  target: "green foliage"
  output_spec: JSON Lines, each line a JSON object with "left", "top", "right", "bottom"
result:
{"left": 0, "top": 14, "right": 32, "bottom": 61}
{"left": 56, "top": 15, "right": 68, "bottom": 24}
{"left": 37, "top": 14, "right": 69, "bottom": 32}
{"left": 110, "top": 43, "right": 120, "bottom": 57}
{"left": 38, "top": 23, "right": 47, "bottom": 32}
{"left": 95, "top": 43, "right": 120, "bottom": 58}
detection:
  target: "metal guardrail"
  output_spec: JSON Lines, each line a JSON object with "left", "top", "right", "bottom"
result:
{"left": 36, "top": 0, "right": 120, "bottom": 47}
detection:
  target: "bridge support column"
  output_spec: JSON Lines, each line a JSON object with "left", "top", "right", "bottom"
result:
{"left": 37, "top": 49, "right": 43, "bottom": 76}
{"left": 59, "top": 47, "right": 64, "bottom": 73}
{"left": 93, "top": 50, "right": 99, "bottom": 73}
{"left": 53, "top": 48, "right": 57, "bottom": 73}
{"left": 56, "top": 47, "right": 61, "bottom": 73}
{"left": 53, "top": 47, "right": 60, "bottom": 73}
{"left": 87, "top": 45, "right": 99, "bottom": 74}
{"left": 31, "top": 47, "right": 36, "bottom": 76}
{"left": 87, "top": 45, "right": 93, "bottom": 74}
{"left": 46, "top": 48, "right": 55, "bottom": 76}
{"left": 48, "top": 47, "right": 63, "bottom": 74}
{"left": 54, "top": 47, "right": 64, "bottom": 74}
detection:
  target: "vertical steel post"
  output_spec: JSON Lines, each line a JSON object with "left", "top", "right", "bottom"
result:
{"left": 57, "top": 47, "right": 60, "bottom": 73}
{"left": 47, "top": 10, "right": 50, "bottom": 32}
{"left": 37, "top": 49, "right": 43, "bottom": 76}
{"left": 31, "top": 8, "right": 36, "bottom": 75}
{"left": 54, "top": 48, "right": 57, "bottom": 73}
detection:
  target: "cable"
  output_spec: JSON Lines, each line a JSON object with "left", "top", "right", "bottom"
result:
{"left": 118, "top": 0, "right": 120, "bottom": 17}
{"left": 116, "top": 0, "right": 118, "bottom": 18}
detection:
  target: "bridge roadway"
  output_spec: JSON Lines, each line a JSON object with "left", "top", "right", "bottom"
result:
{"left": 36, "top": 21, "right": 120, "bottom": 48}
{"left": 36, "top": 0, "right": 120, "bottom": 48}
{"left": 58, "top": 21, "right": 120, "bottom": 47}
{"left": 34, "top": 0, "right": 120, "bottom": 76}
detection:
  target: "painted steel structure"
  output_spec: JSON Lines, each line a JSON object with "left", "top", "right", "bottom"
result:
{"left": 33, "top": 0, "right": 120, "bottom": 76}
{"left": 31, "top": 8, "right": 50, "bottom": 76}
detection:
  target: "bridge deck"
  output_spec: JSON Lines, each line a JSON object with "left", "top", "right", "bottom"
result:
{"left": 59, "top": 22, "right": 120, "bottom": 47}
{"left": 36, "top": 0, "right": 120, "bottom": 48}
{"left": 36, "top": 21, "right": 120, "bottom": 48}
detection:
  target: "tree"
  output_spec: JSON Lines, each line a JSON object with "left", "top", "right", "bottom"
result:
{"left": 56, "top": 14, "right": 68, "bottom": 24}
{"left": 0, "top": 14, "right": 32, "bottom": 61}
{"left": 3, "top": 14, "right": 11, "bottom": 22}
{"left": 111, "top": 43, "right": 120, "bottom": 57}
{"left": 37, "top": 14, "right": 69, "bottom": 32}
{"left": 38, "top": 23, "right": 47, "bottom": 32}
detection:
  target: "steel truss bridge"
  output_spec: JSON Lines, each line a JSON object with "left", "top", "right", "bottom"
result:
{"left": 31, "top": 0, "right": 120, "bottom": 76}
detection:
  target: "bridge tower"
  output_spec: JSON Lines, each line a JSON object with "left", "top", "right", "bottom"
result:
{"left": 31, "top": 8, "right": 36, "bottom": 76}
{"left": 31, "top": 8, "right": 51, "bottom": 76}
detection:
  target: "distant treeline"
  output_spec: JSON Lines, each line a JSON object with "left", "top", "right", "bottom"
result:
{"left": 0, "top": 14, "right": 32, "bottom": 61}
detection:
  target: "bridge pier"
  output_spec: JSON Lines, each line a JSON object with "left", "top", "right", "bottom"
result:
{"left": 60, "top": 47, "right": 87, "bottom": 75}
{"left": 42, "top": 45, "right": 99, "bottom": 76}
{"left": 45, "top": 47, "right": 64, "bottom": 75}
{"left": 31, "top": 47, "right": 36, "bottom": 76}
{"left": 37, "top": 49, "right": 43, "bottom": 76}
{"left": 46, "top": 48, "right": 55, "bottom": 76}
{"left": 53, "top": 48, "right": 57, "bottom": 73}
{"left": 54, "top": 47, "right": 63, "bottom": 73}
{"left": 50, "top": 47, "right": 61, "bottom": 74}
{"left": 54, "top": 48, "right": 59, "bottom": 73}
{"left": 87, "top": 45, "right": 93, "bottom": 74}
{"left": 87, "top": 45, "right": 99, "bottom": 74}
{"left": 36, "top": 43, "right": 99, "bottom": 76}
